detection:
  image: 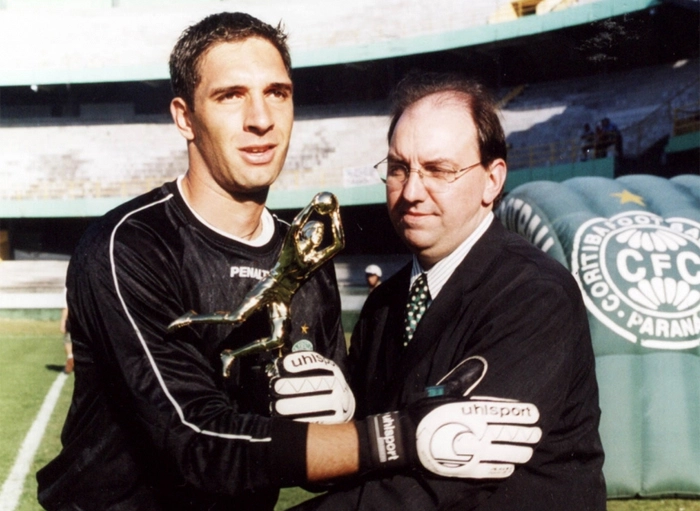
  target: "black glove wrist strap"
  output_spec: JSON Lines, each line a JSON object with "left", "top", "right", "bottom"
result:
{"left": 357, "top": 411, "right": 414, "bottom": 473}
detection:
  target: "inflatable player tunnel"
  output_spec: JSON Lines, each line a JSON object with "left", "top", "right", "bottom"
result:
{"left": 497, "top": 174, "right": 700, "bottom": 498}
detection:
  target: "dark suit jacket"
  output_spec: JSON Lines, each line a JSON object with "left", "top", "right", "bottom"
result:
{"left": 296, "top": 220, "right": 606, "bottom": 511}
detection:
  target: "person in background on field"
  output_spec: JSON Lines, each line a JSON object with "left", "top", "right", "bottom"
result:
{"left": 580, "top": 123, "right": 595, "bottom": 161}
{"left": 600, "top": 117, "right": 623, "bottom": 157}
{"left": 364, "top": 264, "right": 382, "bottom": 292}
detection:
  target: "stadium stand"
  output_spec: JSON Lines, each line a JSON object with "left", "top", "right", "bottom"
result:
{"left": 503, "top": 58, "right": 700, "bottom": 168}
{"left": 1, "top": 59, "right": 696, "bottom": 205}
{"left": 0, "top": 260, "right": 68, "bottom": 310}
{"left": 0, "top": 1, "right": 696, "bottom": 307}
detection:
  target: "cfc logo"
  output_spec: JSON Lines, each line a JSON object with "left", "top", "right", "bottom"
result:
{"left": 572, "top": 211, "right": 700, "bottom": 350}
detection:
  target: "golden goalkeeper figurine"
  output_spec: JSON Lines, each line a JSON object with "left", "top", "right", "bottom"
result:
{"left": 168, "top": 192, "right": 344, "bottom": 377}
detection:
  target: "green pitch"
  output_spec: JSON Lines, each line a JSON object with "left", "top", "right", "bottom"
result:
{"left": 0, "top": 318, "right": 697, "bottom": 511}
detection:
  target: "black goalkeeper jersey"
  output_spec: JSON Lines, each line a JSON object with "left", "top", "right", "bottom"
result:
{"left": 37, "top": 180, "right": 347, "bottom": 510}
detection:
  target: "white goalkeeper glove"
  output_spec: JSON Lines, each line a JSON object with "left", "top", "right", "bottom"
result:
{"left": 269, "top": 351, "right": 355, "bottom": 424}
{"left": 415, "top": 396, "right": 541, "bottom": 478}
{"left": 356, "top": 356, "right": 542, "bottom": 479}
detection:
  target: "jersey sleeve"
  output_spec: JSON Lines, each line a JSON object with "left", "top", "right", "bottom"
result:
{"left": 68, "top": 213, "right": 308, "bottom": 495}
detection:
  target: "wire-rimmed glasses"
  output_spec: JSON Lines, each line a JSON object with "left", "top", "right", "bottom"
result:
{"left": 374, "top": 158, "right": 482, "bottom": 193}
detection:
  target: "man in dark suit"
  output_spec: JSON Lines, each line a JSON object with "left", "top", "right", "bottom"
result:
{"left": 295, "top": 72, "right": 607, "bottom": 510}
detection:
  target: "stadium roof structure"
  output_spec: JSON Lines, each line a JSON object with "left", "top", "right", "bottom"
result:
{"left": 0, "top": 0, "right": 660, "bottom": 87}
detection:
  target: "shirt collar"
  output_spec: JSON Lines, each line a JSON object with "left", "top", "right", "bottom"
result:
{"left": 410, "top": 212, "right": 494, "bottom": 299}
{"left": 177, "top": 175, "right": 274, "bottom": 246}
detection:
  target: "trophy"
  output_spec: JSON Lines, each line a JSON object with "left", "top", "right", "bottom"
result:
{"left": 167, "top": 191, "right": 345, "bottom": 378}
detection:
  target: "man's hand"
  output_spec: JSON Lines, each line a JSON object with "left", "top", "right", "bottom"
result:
{"left": 357, "top": 356, "right": 542, "bottom": 479}
{"left": 270, "top": 351, "right": 355, "bottom": 424}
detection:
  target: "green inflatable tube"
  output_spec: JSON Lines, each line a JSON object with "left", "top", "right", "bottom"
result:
{"left": 497, "top": 174, "right": 700, "bottom": 498}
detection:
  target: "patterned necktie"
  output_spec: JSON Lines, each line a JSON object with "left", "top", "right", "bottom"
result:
{"left": 403, "top": 273, "right": 430, "bottom": 346}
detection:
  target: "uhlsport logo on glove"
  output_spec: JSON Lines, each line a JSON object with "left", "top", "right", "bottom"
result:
{"left": 416, "top": 398, "right": 541, "bottom": 479}
{"left": 410, "top": 357, "right": 542, "bottom": 479}
{"left": 270, "top": 351, "right": 355, "bottom": 424}
{"left": 284, "top": 351, "right": 335, "bottom": 369}
{"left": 367, "top": 412, "right": 404, "bottom": 464}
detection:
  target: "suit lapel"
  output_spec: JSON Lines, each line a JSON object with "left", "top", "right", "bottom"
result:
{"left": 388, "top": 221, "right": 506, "bottom": 400}
{"left": 379, "top": 265, "right": 411, "bottom": 386}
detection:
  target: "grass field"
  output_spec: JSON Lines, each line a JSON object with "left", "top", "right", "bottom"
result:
{"left": 1, "top": 318, "right": 698, "bottom": 510}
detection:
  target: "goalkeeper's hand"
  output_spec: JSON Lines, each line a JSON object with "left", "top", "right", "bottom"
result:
{"left": 269, "top": 351, "right": 355, "bottom": 424}
{"left": 356, "top": 356, "right": 542, "bottom": 479}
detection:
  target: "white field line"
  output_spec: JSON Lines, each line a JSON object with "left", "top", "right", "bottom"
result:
{"left": 0, "top": 372, "right": 68, "bottom": 511}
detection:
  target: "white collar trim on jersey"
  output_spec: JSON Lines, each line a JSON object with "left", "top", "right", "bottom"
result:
{"left": 176, "top": 175, "right": 275, "bottom": 247}
{"left": 410, "top": 212, "right": 494, "bottom": 300}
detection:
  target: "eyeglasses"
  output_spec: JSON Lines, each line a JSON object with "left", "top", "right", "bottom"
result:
{"left": 374, "top": 158, "right": 482, "bottom": 193}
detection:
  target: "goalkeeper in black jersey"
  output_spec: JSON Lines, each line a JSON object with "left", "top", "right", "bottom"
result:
{"left": 37, "top": 12, "right": 519, "bottom": 511}
{"left": 36, "top": 12, "right": 349, "bottom": 511}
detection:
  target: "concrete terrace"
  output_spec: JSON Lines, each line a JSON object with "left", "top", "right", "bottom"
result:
{"left": 0, "top": 58, "right": 696, "bottom": 214}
